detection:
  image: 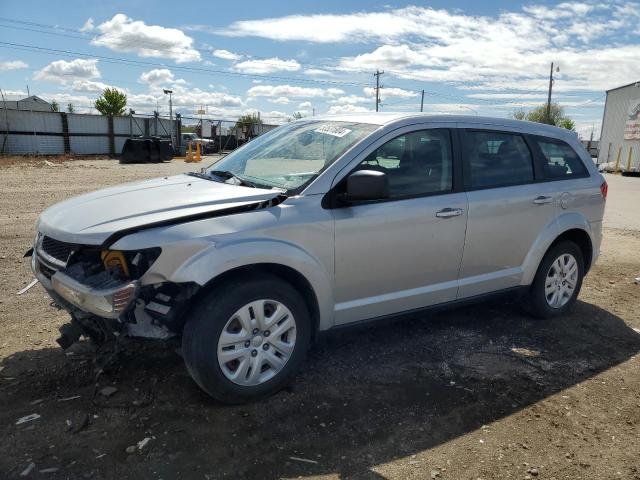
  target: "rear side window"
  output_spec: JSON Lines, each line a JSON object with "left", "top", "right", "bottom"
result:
{"left": 463, "top": 131, "right": 534, "bottom": 189}
{"left": 534, "top": 138, "right": 587, "bottom": 179}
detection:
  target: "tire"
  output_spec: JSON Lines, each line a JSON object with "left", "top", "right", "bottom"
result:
{"left": 182, "top": 274, "right": 311, "bottom": 404}
{"left": 524, "top": 240, "right": 585, "bottom": 319}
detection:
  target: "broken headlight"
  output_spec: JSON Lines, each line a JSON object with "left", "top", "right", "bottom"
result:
{"left": 98, "top": 247, "right": 162, "bottom": 280}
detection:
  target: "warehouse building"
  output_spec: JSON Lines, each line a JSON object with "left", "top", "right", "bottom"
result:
{"left": 598, "top": 81, "right": 640, "bottom": 172}
{"left": 0, "top": 95, "right": 52, "bottom": 112}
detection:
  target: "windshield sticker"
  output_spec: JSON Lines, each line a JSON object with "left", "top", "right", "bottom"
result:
{"left": 314, "top": 124, "right": 352, "bottom": 138}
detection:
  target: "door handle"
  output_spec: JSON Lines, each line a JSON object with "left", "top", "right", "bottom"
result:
{"left": 436, "top": 208, "right": 463, "bottom": 218}
{"left": 533, "top": 195, "right": 553, "bottom": 205}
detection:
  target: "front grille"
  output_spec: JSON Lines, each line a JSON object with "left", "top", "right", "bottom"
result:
{"left": 39, "top": 262, "right": 56, "bottom": 280}
{"left": 41, "top": 236, "right": 76, "bottom": 263}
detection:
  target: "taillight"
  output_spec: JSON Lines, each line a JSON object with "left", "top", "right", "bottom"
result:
{"left": 600, "top": 180, "right": 608, "bottom": 200}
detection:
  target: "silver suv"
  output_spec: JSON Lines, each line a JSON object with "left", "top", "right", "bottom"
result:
{"left": 30, "top": 114, "right": 606, "bottom": 403}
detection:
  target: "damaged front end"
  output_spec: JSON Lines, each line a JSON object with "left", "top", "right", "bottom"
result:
{"left": 31, "top": 233, "right": 198, "bottom": 349}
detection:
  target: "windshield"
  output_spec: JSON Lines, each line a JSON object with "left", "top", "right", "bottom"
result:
{"left": 205, "top": 121, "right": 378, "bottom": 192}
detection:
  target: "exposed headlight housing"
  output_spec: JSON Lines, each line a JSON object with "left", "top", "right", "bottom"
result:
{"left": 51, "top": 271, "right": 139, "bottom": 319}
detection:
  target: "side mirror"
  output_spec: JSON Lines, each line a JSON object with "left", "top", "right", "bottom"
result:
{"left": 342, "top": 170, "right": 389, "bottom": 202}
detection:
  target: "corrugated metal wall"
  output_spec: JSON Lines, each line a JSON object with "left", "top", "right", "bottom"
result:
{"left": 0, "top": 110, "right": 64, "bottom": 154}
{"left": 0, "top": 110, "right": 177, "bottom": 156}
{"left": 598, "top": 83, "right": 640, "bottom": 171}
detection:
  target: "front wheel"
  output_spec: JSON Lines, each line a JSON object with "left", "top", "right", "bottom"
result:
{"left": 525, "top": 240, "right": 584, "bottom": 318}
{"left": 182, "top": 275, "right": 311, "bottom": 404}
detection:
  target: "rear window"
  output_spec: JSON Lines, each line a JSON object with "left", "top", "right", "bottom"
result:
{"left": 463, "top": 131, "right": 534, "bottom": 189}
{"left": 534, "top": 138, "right": 587, "bottom": 179}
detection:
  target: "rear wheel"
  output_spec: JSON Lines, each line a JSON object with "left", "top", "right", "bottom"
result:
{"left": 182, "top": 275, "right": 311, "bottom": 404}
{"left": 525, "top": 240, "right": 584, "bottom": 318}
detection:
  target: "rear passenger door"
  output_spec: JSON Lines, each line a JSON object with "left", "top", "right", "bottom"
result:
{"left": 528, "top": 135, "right": 600, "bottom": 220}
{"left": 457, "top": 128, "right": 558, "bottom": 298}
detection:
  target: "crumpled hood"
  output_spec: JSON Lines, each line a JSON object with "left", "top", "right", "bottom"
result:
{"left": 37, "top": 174, "right": 281, "bottom": 245}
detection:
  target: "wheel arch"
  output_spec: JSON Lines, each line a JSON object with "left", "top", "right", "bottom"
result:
{"left": 548, "top": 228, "right": 593, "bottom": 273}
{"left": 190, "top": 263, "right": 322, "bottom": 340}
{"left": 522, "top": 213, "right": 596, "bottom": 286}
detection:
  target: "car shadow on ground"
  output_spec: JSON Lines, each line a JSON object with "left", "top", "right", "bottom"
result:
{"left": 1, "top": 298, "right": 639, "bottom": 479}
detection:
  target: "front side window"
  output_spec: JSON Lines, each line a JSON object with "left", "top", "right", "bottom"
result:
{"left": 464, "top": 131, "right": 534, "bottom": 189}
{"left": 357, "top": 129, "right": 453, "bottom": 197}
{"left": 535, "top": 138, "right": 587, "bottom": 179}
{"left": 206, "top": 121, "right": 378, "bottom": 192}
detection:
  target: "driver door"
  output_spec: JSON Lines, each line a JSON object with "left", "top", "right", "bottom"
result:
{"left": 332, "top": 126, "right": 468, "bottom": 325}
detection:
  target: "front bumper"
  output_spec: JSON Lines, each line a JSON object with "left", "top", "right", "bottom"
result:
{"left": 32, "top": 243, "right": 139, "bottom": 320}
{"left": 50, "top": 271, "right": 139, "bottom": 320}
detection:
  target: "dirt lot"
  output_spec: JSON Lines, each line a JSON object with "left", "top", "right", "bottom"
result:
{"left": 1, "top": 159, "right": 639, "bottom": 480}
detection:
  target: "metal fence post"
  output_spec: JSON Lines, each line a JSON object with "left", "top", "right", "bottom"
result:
{"left": 107, "top": 115, "right": 115, "bottom": 156}
{"left": 60, "top": 112, "right": 70, "bottom": 154}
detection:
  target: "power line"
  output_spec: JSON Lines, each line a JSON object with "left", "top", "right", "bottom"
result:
{"left": 0, "top": 41, "right": 372, "bottom": 89}
{"left": 0, "top": 17, "right": 565, "bottom": 103}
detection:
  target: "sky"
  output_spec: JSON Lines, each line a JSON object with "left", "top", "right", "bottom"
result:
{"left": 1, "top": 1, "right": 639, "bottom": 138}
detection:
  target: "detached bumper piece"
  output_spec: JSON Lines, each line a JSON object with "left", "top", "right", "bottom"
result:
{"left": 51, "top": 270, "right": 139, "bottom": 320}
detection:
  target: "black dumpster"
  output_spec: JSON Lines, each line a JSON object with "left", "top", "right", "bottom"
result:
{"left": 120, "top": 136, "right": 174, "bottom": 164}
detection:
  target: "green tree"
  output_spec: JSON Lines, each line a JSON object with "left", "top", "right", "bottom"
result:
{"left": 235, "top": 113, "right": 262, "bottom": 136}
{"left": 510, "top": 102, "right": 575, "bottom": 131}
{"left": 94, "top": 88, "right": 127, "bottom": 116}
{"left": 557, "top": 117, "right": 576, "bottom": 131}
{"left": 289, "top": 111, "right": 304, "bottom": 121}
{"left": 50, "top": 100, "right": 59, "bottom": 112}
{"left": 511, "top": 108, "right": 526, "bottom": 121}
{"left": 67, "top": 103, "right": 75, "bottom": 113}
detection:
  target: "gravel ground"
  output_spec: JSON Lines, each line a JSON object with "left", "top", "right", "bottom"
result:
{"left": 1, "top": 158, "right": 639, "bottom": 480}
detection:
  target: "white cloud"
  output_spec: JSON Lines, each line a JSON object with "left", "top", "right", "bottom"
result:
{"left": 260, "top": 110, "right": 290, "bottom": 124}
{"left": 466, "top": 93, "right": 549, "bottom": 100}
{"left": 331, "top": 95, "right": 369, "bottom": 105}
{"left": 219, "top": 3, "right": 640, "bottom": 93}
{"left": 327, "top": 104, "right": 373, "bottom": 115}
{"left": 234, "top": 57, "right": 301, "bottom": 74}
{"left": 213, "top": 49, "right": 242, "bottom": 61}
{"left": 340, "top": 45, "right": 432, "bottom": 71}
{"left": 298, "top": 101, "right": 313, "bottom": 109}
{"left": 218, "top": 10, "right": 423, "bottom": 43}
{"left": 171, "top": 88, "right": 243, "bottom": 109}
{"left": 363, "top": 87, "right": 418, "bottom": 99}
{"left": 139, "top": 68, "right": 174, "bottom": 85}
{"left": 0, "top": 60, "right": 28, "bottom": 71}
{"left": 34, "top": 59, "right": 100, "bottom": 83}
{"left": 247, "top": 84, "right": 344, "bottom": 98}
{"left": 268, "top": 96, "right": 291, "bottom": 104}
{"left": 72, "top": 80, "right": 112, "bottom": 93}
{"left": 304, "top": 68, "right": 334, "bottom": 76}
{"left": 80, "top": 18, "right": 94, "bottom": 32}
{"left": 92, "top": 14, "right": 200, "bottom": 63}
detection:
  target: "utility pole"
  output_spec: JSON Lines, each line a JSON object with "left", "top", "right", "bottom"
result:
{"left": 374, "top": 70, "right": 384, "bottom": 112}
{"left": 163, "top": 89, "right": 173, "bottom": 144}
{"left": 420, "top": 89, "right": 425, "bottom": 112}
{"left": 545, "top": 62, "right": 556, "bottom": 125}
